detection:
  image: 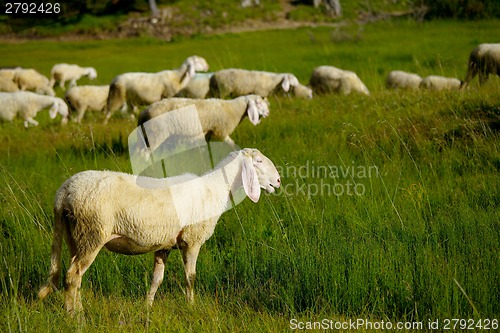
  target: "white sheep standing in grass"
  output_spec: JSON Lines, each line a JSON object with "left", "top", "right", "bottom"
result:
{"left": 0, "top": 91, "right": 69, "bottom": 127}
{"left": 175, "top": 72, "right": 213, "bottom": 98}
{"left": 138, "top": 94, "right": 270, "bottom": 148}
{"left": 50, "top": 63, "right": 98, "bottom": 90}
{"left": 208, "top": 68, "right": 300, "bottom": 98}
{"left": 105, "top": 56, "right": 209, "bottom": 123}
{"left": 309, "top": 65, "right": 370, "bottom": 95}
{"left": 65, "top": 85, "right": 110, "bottom": 123}
{"left": 419, "top": 75, "right": 461, "bottom": 91}
{"left": 13, "top": 68, "right": 55, "bottom": 96}
{"left": 38, "top": 148, "right": 281, "bottom": 314}
{"left": 461, "top": 43, "right": 500, "bottom": 88}
{"left": 386, "top": 70, "right": 422, "bottom": 90}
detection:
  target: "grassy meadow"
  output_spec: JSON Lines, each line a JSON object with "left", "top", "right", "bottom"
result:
{"left": 1, "top": 19, "right": 499, "bottom": 331}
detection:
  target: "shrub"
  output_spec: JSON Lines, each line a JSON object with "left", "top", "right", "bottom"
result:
{"left": 417, "top": 0, "right": 500, "bottom": 19}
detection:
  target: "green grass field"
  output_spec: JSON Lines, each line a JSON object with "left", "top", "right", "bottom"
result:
{"left": 1, "top": 19, "right": 499, "bottom": 332}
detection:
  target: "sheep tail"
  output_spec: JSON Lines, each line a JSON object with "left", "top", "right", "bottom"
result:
{"left": 37, "top": 207, "right": 65, "bottom": 300}
{"left": 105, "top": 81, "right": 125, "bottom": 120}
{"left": 208, "top": 75, "right": 220, "bottom": 98}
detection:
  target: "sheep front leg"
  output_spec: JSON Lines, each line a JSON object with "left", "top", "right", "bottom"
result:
{"left": 462, "top": 65, "right": 476, "bottom": 88}
{"left": 181, "top": 244, "right": 201, "bottom": 304}
{"left": 146, "top": 249, "right": 170, "bottom": 306}
{"left": 224, "top": 136, "right": 237, "bottom": 149}
{"left": 23, "top": 118, "right": 39, "bottom": 128}
{"left": 479, "top": 71, "right": 489, "bottom": 86}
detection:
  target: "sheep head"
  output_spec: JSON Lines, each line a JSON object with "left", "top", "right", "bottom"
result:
{"left": 36, "top": 86, "right": 55, "bottom": 96}
{"left": 246, "top": 95, "right": 270, "bottom": 125}
{"left": 241, "top": 148, "right": 281, "bottom": 203}
{"left": 49, "top": 98, "right": 69, "bottom": 120}
{"left": 180, "top": 56, "right": 210, "bottom": 88}
{"left": 86, "top": 67, "right": 98, "bottom": 80}
{"left": 185, "top": 56, "right": 209, "bottom": 73}
{"left": 291, "top": 84, "right": 313, "bottom": 99}
{"left": 281, "top": 74, "right": 299, "bottom": 92}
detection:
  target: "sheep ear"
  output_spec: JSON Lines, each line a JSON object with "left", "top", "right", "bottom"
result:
{"left": 181, "top": 63, "right": 195, "bottom": 87}
{"left": 247, "top": 99, "right": 260, "bottom": 125}
{"left": 241, "top": 153, "right": 260, "bottom": 203}
{"left": 281, "top": 76, "right": 291, "bottom": 92}
{"left": 187, "top": 63, "right": 196, "bottom": 79}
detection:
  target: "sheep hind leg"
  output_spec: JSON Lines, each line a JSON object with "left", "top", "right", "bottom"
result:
{"left": 146, "top": 249, "right": 170, "bottom": 306}
{"left": 181, "top": 244, "right": 201, "bottom": 304}
{"left": 64, "top": 248, "right": 102, "bottom": 315}
{"left": 75, "top": 106, "right": 86, "bottom": 123}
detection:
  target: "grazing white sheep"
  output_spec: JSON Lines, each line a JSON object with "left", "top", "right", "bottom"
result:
{"left": 38, "top": 148, "right": 281, "bottom": 313}
{"left": 138, "top": 94, "right": 270, "bottom": 148}
{"left": 386, "top": 70, "right": 422, "bottom": 90}
{"left": 309, "top": 65, "right": 370, "bottom": 95}
{"left": 13, "top": 68, "right": 55, "bottom": 96}
{"left": 461, "top": 43, "right": 500, "bottom": 88}
{"left": 65, "top": 85, "right": 109, "bottom": 123}
{"left": 208, "top": 68, "right": 300, "bottom": 98}
{"left": 420, "top": 75, "right": 461, "bottom": 91}
{"left": 105, "top": 56, "right": 209, "bottom": 123}
{"left": 50, "top": 63, "right": 98, "bottom": 90}
{"left": 175, "top": 72, "right": 213, "bottom": 99}
{"left": 0, "top": 91, "right": 69, "bottom": 127}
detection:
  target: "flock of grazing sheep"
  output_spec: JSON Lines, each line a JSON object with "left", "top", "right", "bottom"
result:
{"left": 387, "top": 44, "right": 500, "bottom": 90}
{"left": 1, "top": 42, "right": 498, "bottom": 314}
{"left": 1, "top": 43, "right": 499, "bottom": 129}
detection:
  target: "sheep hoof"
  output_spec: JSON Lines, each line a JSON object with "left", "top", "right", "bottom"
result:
{"left": 37, "top": 285, "right": 52, "bottom": 300}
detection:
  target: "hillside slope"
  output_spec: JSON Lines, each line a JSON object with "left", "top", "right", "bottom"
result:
{"left": 0, "top": 0, "right": 422, "bottom": 40}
